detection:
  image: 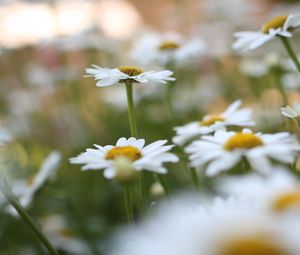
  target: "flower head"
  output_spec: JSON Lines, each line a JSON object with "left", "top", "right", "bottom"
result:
{"left": 185, "top": 129, "right": 299, "bottom": 176}
{"left": 5, "top": 151, "right": 61, "bottom": 215}
{"left": 131, "top": 32, "right": 205, "bottom": 66}
{"left": 233, "top": 14, "right": 300, "bottom": 52}
{"left": 85, "top": 65, "right": 175, "bottom": 87}
{"left": 173, "top": 100, "right": 254, "bottom": 145}
{"left": 69, "top": 137, "right": 179, "bottom": 179}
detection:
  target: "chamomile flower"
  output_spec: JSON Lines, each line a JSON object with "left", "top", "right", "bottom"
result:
{"left": 185, "top": 129, "right": 299, "bottom": 176}
{"left": 85, "top": 65, "right": 175, "bottom": 87}
{"left": 281, "top": 102, "right": 300, "bottom": 123}
{"left": 40, "top": 214, "right": 89, "bottom": 255}
{"left": 219, "top": 169, "right": 300, "bottom": 214}
{"left": 233, "top": 14, "right": 300, "bottom": 52}
{"left": 110, "top": 195, "right": 300, "bottom": 255}
{"left": 4, "top": 151, "right": 61, "bottom": 215}
{"left": 69, "top": 137, "right": 179, "bottom": 180}
{"left": 173, "top": 100, "right": 254, "bottom": 146}
{"left": 131, "top": 32, "right": 205, "bottom": 66}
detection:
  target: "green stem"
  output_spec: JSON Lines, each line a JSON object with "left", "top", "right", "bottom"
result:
{"left": 125, "top": 81, "right": 138, "bottom": 137}
{"left": 124, "top": 187, "right": 133, "bottom": 225}
{"left": 190, "top": 168, "right": 200, "bottom": 191}
{"left": 280, "top": 36, "right": 300, "bottom": 74}
{"left": 0, "top": 178, "right": 59, "bottom": 255}
{"left": 138, "top": 172, "right": 146, "bottom": 203}
{"left": 165, "top": 84, "right": 175, "bottom": 120}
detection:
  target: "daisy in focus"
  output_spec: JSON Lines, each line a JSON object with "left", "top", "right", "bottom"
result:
{"left": 173, "top": 100, "right": 254, "bottom": 146}
{"left": 185, "top": 129, "right": 299, "bottom": 176}
{"left": 131, "top": 32, "right": 206, "bottom": 67}
{"left": 85, "top": 65, "right": 175, "bottom": 87}
{"left": 70, "top": 137, "right": 179, "bottom": 182}
{"left": 281, "top": 102, "right": 300, "bottom": 125}
{"left": 233, "top": 14, "right": 300, "bottom": 52}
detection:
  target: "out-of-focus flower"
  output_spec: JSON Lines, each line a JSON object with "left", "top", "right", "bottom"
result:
{"left": 149, "top": 182, "right": 165, "bottom": 198}
{"left": 40, "top": 214, "right": 89, "bottom": 255}
{"left": 85, "top": 65, "right": 175, "bottom": 87}
{"left": 3, "top": 151, "right": 61, "bottom": 215}
{"left": 282, "top": 73, "right": 300, "bottom": 90}
{"left": 233, "top": 14, "right": 300, "bottom": 52}
{"left": 131, "top": 32, "right": 205, "bottom": 67}
{"left": 281, "top": 103, "right": 300, "bottom": 122}
{"left": 239, "top": 59, "right": 269, "bottom": 77}
{"left": 109, "top": 195, "right": 300, "bottom": 255}
{"left": 173, "top": 100, "right": 254, "bottom": 146}
{"left": 219, "top": 169, "right": 300, "bottom": 214}
{"left": 70, "top": 137, "right": 178, "bottom": 179}
{"left": 185, "top": 129, "right": 299, "bottom": 176}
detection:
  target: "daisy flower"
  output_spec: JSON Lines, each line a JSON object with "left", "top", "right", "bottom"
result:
{"left": 69, "top": 137, "right": 179, "bottom": 180}
{"left": 3, "top": 151, "right": 61, "bottom": 215}
{"left": 173, "top": 100, "right": 254, "bottom": 146}
{"left": 85, "top": 65, "right": 175, "bottom": 87}
{"left": 131, "top": 32, "right": 205, "bottom": 66}
{"left": 110, "top": 194, "right": 300, "bottom": 255}
{"left": 185, "top": 129, "right": 299, "bottom": 176}
{"left": 233, "top": 14, "right": 300, "bottom": 52}
{"left": 219, "top": 169, "right": 300, "bottom": 214}
{"left": 281, "top": 102, "right": 300, "bottom": 125}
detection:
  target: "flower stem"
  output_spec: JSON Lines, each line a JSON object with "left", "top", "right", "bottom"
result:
{"left": 165, "top": 84, "right": 175, "bottom": 121}
{"left": 190, "top": 168, "right": 200, "bottom": 191}
{"left": 280, "top": 36, "right": 300, "bottom": 74}
{"left": 124, "top": 186, "right": 133, "bottom": 225}
{"left": 125, "top": 81, "right": 138, "bottom": 137}
{"left": 0, "top": 177, "right": 59, "bottom": 255}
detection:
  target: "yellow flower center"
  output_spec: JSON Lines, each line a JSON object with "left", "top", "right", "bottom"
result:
{"left": 200, "top": 115, "right": 225, "bottom": 126}
{"left": 105, "top": 146, "right": 142, "bottom": 161}
{"left": 220, "top": 237, "right": 287, "bottom": 255}
{"left": 272, "top": 190, "right": 300, "bottom": 212}
{"left": 261, "top": 15, "right": 288, "bottom": 34}
{"left": 117, "top": 66, "right": 144, "bottom": 76}
{"left": 224, "top": 133, "right": 264, "bottom": 151}
{"left": 159, "top": 41, "right": 180, "bottom": 51}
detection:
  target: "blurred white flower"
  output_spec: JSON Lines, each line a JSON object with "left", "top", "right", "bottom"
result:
{"left": 219, "top": 169, "right": 300, "bottom": 214}
{"left": 173, "top": 100, "right": 254, "bottom": 146}
{"left": 233, "top": 14, "right": 300, "bottom": 52}
{"left": 281, "top": 102, "right": 300, "bottom": 120}
{"left": 85, "top": 65, "right": 175, "bottom": 87}
{"left": 40, "top": 214, "right": 89, "bottom": 255}
{"left": 70, "top": 137, "right": 178, "bottom": 179}
{"left": 4, "top": 151, "right": 61, "bottom": 215}
{"left": 131, "top": 32, "right": 205, "bottom": 67}
{"left": 282, "top": 72, "right": 300, "bottom": 90}
{"left": 110, "top": 194, "right": 300, "bottom": 255}
{"left": 185, "top": 129, "right": 299, "bottom": 176}
{"left": 239, "top": 59, "right": 269, "bottom": 77}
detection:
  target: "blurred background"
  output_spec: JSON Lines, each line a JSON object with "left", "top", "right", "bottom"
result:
{"left": 0, "top": 0, "right": 300, "bottom": 254}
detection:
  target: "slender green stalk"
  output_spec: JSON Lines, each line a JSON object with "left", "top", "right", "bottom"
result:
{"left": 138, "top": 171, "right": 146, "bottom": 203}
{"left": 125, "top": 81, "right": 138, "bottom": 137}
{"left": 165, "top": 84, "right": 175, "bottom": 121}
{"left": 124, "top": 187, "right": 133, "bottom": 225}
{"left": 0, "top": 178, "right": 59, "bottom": 255}
{"left": 190, "top": 168, "right": 200, "bottom": 190}
{"left": 280, "top": 36, "right": 300, "bottom": 73}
